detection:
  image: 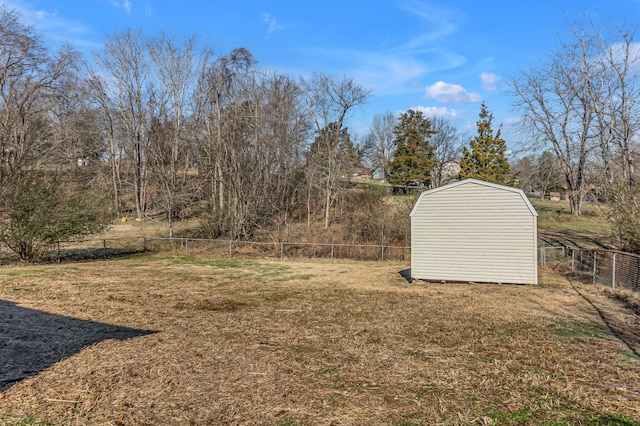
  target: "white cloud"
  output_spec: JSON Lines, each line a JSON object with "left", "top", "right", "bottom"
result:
{"left": 263, "top": 13, "right": 283, "bottom": 34}
{"left": 351, "top": 54, "right": 427, "bottom": 95}
{"left": 409, "top": 105, "right": 460, "bottom": 120}
{"left": 425, "top": 81, "right": 482, "bottom": 104}
{"left": 606, "top": 42, "right": 640, "bottom": 72}
{"left": 285, "top": 47, "right": 431, "bottom": 97}
{"left": 33, "top": 9, "right": 51, "bottom": 20}
{"left": 292, "top": 46, "right": 466, "bottom": 99}
{"left": 105, "top": 0, "right": 130, "bottom": 13}
{"left": 395, "top": 1, "right": 461, "bottom": 49}
{"left": 0, "top": 2, "right": 100, "bottom": 49}
{"left": 272, "top": 3, "right": 469, "bottom": 102}
{"left": 328, "top": 2, "right": 467, "bottom": 97}
{"left": 480, "top": 72, "right": 500, "bottom": 91}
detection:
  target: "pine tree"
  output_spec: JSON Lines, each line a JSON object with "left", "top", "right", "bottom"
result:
{"left": 459, "top": 102, "right": 511, "bottom": 185}
{"left": 387, "top": 109, "right": 436, "bottom": 186}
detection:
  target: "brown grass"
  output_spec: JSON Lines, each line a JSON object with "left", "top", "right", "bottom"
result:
{"left": 0, "top": 256, "right": 639, "bottom": 425}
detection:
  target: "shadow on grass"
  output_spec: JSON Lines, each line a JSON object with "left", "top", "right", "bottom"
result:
{"left": 556, "top": 271, "right": 640, "bottom": 359}
{"left": 0, "top": 248, "right": 142, "bottom": 266}
{"left": 0, "top": 300, "right": 155, "bottom": 392}
{"left": 399, "top": 268, "right": 412, "bottom": 283}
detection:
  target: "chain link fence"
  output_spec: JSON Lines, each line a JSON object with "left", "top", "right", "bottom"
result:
{"left": 6, "top": 237, "right": 639, "bottom": 292}
{"left": 539, "top": 245, "right": 640, "bottom": 292}
{"left": 0, "top": 237, "right": 411, "bottom": 265}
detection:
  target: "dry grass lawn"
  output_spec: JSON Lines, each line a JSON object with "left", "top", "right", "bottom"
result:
{"left": 0, "top": 255, "right": 639, "bottom": 425}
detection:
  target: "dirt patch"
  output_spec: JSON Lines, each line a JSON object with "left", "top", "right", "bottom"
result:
{"left": 0, "top": 258, "right": 639, "bottom": 425}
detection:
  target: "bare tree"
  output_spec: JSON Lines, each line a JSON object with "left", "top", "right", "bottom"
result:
{"left": 147, "top": 34, "right": 202, "bottom": 236}
{"left": 248, "top": 72, "right": 309, "bottom": 237}
{"left": 430, "top": 115, "right": 464, "bottom": 187}
{"left": 304, "top": 74, "right": 370, "bottom": 228}
{"left": 535, "top": 151, "right": 565, "bottom": 198}
{"left": 221, "top": 72, "right": 309, "bottom": 239}
{"left": 195, "top": 47, "right": 254, "bottom": 220}
{"left": 194, "top": 49, "right": 309, "bottom": 239}
{"left": 85, "top": 67, "right": 125, "bottom": 216}
{"left": 510, "top": 155, "right": 536, "bottom": 193}
{"left": 598, "top": 28, "right": 640, "bottom": 193}
{"left": 511, "top": 28, "right": 599, "bottom": 215}
{"left": 95, "top": 30, "right": 152, "bottom": 220}
{"left": 0, "top": 6, "right": 77, "bottom": 190}
{"left": 49, "top": 76, "right": 104, "bottom": 168}
{"left": 364, "top": 112, "right": 396, "bottom": 181}
{"left": 512, "top": 20, "right": 640, "bottom": 215}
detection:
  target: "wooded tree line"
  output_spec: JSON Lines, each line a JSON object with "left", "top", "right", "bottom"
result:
{"left": 511, "top": 21, "right": 640, "bottom": 213}
{"left": 510, "top": 20, "right": 640, "bottom": 251}
{"left": 0, "top": 6, "right": 426, "bottom": 258}
{"left": 0, "top": 6, "right": 371, "bottom": 249}
{"left": 2, "top": 5, "right": 640, "bottom": 256}
{"left": 0, "top": 5, "right": 494, "bottom": 256}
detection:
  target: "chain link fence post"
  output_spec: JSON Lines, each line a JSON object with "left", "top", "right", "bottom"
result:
{"left": 571, "top": 249, "right": 575, "bottom": 271}
{"left": 612, "top": 252, "right": 616, "bottom": 289}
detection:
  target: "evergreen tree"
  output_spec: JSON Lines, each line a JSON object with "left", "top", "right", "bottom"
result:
{"left": 459, "top": 102, "right": 511, "bottom": 185}
{"left": 387, "top": 109, "right": 436, "bottom": 186}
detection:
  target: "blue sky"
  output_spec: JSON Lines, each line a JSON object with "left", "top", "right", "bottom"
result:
{"left": 3, "top": 0, "right": 640, "bottom": 151}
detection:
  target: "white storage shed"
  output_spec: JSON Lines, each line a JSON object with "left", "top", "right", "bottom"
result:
{"left": 410, "top": 179, "right": 538, "bottom": 284}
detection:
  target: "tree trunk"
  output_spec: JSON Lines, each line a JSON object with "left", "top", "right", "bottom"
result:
{"left": 134, "top": 138, "right": 143, "bottom": 220}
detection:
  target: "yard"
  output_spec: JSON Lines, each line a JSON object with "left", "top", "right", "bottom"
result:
{"left": 0, "top": 255, "right": 639, "bottom": 425}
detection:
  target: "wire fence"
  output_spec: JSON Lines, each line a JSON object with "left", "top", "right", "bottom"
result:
{"left": 539, "top": 245, "right": 640, "bottom": 292}
{"left": 3, "top": 237, "right": 640, "bottom": 293}
{"left": 0, "top": 236, "right": 411, "bottom": 265}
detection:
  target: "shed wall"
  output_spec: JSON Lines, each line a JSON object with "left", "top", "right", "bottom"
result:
{"left": 411, "top": 181, "right": 537, "bottom": 284}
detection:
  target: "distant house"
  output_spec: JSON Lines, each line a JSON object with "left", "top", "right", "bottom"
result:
{"left": 432, "top": 160, "right": 461, "bottom": 187}
{"left": 410, "top": 179, "right": 538, "bottom": 285}
{"left": 351, "top": 167, "right": 373, "bottom": 182}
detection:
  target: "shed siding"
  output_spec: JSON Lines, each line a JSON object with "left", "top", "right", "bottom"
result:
{"left": 411, "top": 180, "right": 537, "bottom": 284}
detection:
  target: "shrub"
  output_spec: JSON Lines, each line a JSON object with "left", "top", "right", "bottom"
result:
{"left": 608, "top": 185, "right": 640, "bottom": 253}
{"left": 0, "top": 170, "right": 112, "bottom": 260}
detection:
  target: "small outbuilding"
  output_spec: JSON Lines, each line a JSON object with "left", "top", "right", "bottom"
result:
{"left": 410, "top": 178, "right": 538, "bottom": 285}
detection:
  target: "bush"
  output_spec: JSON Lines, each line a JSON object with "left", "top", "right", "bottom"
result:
{"left": 0, "top": 170, "right": 112, "bottom": 260}
{"left": 608, "top": 185, "right": 640, "bottom": 253}
{"left": 343, "top": 184, "right": 413, "bottom": 246}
